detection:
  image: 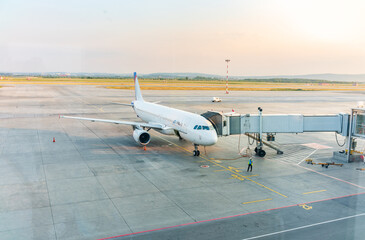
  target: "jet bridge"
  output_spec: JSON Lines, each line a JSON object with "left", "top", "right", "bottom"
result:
{"left": 202, "top": 109, "right": 351, "bottom": 158}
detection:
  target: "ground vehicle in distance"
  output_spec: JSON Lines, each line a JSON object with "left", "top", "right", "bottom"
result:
{"left": 212, "top": 97, "right": 222, "bottom": 102}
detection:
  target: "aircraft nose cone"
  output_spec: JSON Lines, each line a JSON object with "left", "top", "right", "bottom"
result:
{"left": 205, "top": 131, "right": 218, "bottom": 146}
{"left": 212, "top": 132, "right": 218, "bottom": 144}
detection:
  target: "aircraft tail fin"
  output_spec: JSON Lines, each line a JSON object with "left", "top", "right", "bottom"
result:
{"left": 134, "top": 72, "right": 144, "bottom": 101}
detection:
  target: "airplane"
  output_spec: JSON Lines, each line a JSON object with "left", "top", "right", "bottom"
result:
{"left": 61, "top": 72, "right": 218, "bottom": 156}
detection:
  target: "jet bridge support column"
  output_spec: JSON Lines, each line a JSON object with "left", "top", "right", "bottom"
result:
{"left": 246, "top": 133, "right": 283, "bottom": 155}
{"left": 256, "top": 107, "right": 265, "bottom": 157}
{"left": 346, "top": 110, "right": 354, "bottom": 162}
{"left": 258, "top": 107, "right": 263, "bottom": 147}
{"left": 343, "top": 108, "right": 365, "bottom": 163}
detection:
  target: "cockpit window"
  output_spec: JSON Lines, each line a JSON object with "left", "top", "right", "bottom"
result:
{"left": 202, "top": 126, "right": 209, "bottom": 130}
{"left": 194, "top": 125, "right": 198, "bottom": 129}
{"left": 197, "top": 125, "right": 202, "bottom": 130}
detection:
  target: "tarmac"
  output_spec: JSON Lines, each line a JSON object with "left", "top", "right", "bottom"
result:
{"left": 1, "top": 84, "right": 365, "bottom": 240}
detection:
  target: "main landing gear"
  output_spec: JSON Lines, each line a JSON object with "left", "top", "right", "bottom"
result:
{"left": 193, "top": 144, "right": 200, "bottom": 156}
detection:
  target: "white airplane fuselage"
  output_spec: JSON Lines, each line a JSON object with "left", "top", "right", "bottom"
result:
{"left": 61, "top": 72, "right": 218, "bottom": 154}
{"left": 133, "top": 100, "right": 218, "bottom": 146}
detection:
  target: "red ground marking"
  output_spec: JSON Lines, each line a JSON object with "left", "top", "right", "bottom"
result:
{"left": 97, "top": 192, "right": 365, "bottom": 240}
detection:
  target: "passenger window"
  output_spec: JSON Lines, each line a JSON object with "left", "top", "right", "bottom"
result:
{"left": 194, "top": 125, "right": 198, "bottom": 129}
{"left": 197, "top": 125, "right": 202, "bottom": 130}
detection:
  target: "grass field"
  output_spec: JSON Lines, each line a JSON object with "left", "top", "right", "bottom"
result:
{"left": 0, "top": 77, "right": 364, "bottom": 91}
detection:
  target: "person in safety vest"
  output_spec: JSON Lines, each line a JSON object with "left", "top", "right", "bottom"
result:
{"left": 247, "top": 157, "right": 253, "bottom": 172}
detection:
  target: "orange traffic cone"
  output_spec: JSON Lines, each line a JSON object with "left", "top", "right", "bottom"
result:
{"left": 143, "top": 146, "right": 146, "bottom": 151}
{"left": 53, "top": 137, "right": 55, "bottom": 143}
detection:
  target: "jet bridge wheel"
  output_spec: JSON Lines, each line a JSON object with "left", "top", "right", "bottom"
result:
{"left": 257, "top": 149, "right": 266, "bottom": 157}
{"left": 254, "top": 147, "right": 266, "bottom": 157}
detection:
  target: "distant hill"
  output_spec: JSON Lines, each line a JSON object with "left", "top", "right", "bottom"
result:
{"left": 141, "top": 72, "right": 222, "bottom": 79}
{"left": 240, "top": 74, "right": 365, "bottom": 82}
{"left": 143, "top": 73, "right": 365, "bottom": 82}
{"left": 131, "top": 73, "right": 365, "bottom": 82}
{"left": 1, "top": 72, "right": 364, "bottom": 82}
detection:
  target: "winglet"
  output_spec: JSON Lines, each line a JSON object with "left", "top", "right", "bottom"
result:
{"left": 134, "top": 72, "right": 144, "bottom": 101}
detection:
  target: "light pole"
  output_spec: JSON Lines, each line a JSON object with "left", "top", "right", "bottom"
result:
{"left": 225, "top": 59, "right": 230, "bottom": 94}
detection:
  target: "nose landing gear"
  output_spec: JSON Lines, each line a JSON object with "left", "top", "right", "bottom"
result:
{"left": 193, "top": 144, "right": 200, "bottom": 156}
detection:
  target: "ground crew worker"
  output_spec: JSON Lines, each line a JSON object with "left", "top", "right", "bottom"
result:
{"left": 247, "top": 157, "right": 253, "bottom": 172}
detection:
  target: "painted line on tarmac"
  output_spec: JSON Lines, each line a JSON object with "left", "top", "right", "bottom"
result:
{"left": 79, "top": 98, "right": 105, "bottom": 113}
{"left": 214, "top": 166, "right": 246, "bottom": 172}
{"left": 241, "top": 212, "right": 365, "bottom": 240}
{"left": 266, "top": 147, "right": 365, "bottom": 190}
{"left": 302, "top": 189, "right": 326, "bottom": 195}
{"left": 298, "top": 164, "right": 365, "bottom": 190}
{"left": 97, "top": 191, "right": 365, "bottom": 240}
{"left": 227, "top": 174, "right": 259, "bottom": 178}
{"left": 199, "top": 155, "right": 287, "bottom": 197}
{"left": 297, "top": 149, "right": 317, "bottom": 165}
{"left": 242, "top": 198, "right": 272, "bottom": 205}
{"left": 155, "top": 135, "right": 288, "bottom": 198}
{"left": 301, "top": 191, "right": 365, "bottom": 205}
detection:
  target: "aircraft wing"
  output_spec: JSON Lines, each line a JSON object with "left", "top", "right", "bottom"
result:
{"left": 60, "top": 115, "right": 164, "bottom": 129}
{"left": 111, "top": 102, "right": 133, "bottom": 106}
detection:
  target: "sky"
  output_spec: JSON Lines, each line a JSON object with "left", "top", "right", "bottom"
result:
{"left": 0, "top": 0, "right": 364, "bottom": 76}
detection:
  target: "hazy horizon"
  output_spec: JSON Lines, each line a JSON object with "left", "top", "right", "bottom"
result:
{"left": 2, "top": 71, "right": 365, "bottom": 77}
{"left": 1, "top": 0, "right": 364, "bottom": 75}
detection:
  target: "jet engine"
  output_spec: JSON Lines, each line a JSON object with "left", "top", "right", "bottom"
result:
{"left": 133, "top": 128, "right": 151, "bottom": 145}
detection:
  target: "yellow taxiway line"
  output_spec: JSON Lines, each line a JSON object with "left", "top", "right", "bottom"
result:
{"left": 155, "top": 135, "right": 288, "bottom": 198}
{"left": 302, "top": 189, "right": 327, "bottom": 195}
{"left": 242, "top": 198, "right": 273, "bottom": 205}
